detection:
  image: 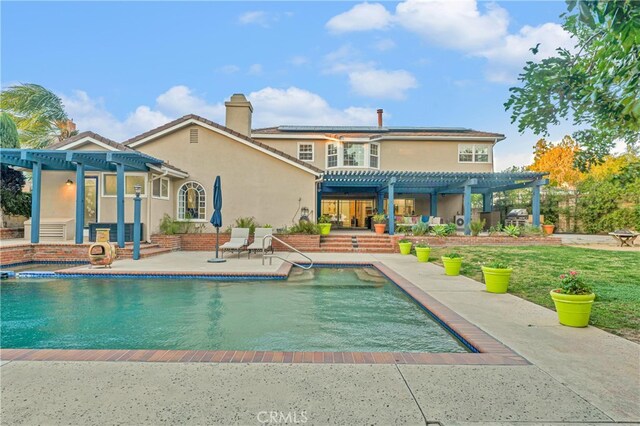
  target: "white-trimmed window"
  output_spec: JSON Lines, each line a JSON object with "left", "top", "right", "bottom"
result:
{"left": 369, "top": 143, "right": 379, "bottom": 169}
{"left": 297, "top": 143, "right": 314, "bottom": 162}
{"left": 102, "top": 173, "right": 147, "bottom": 197}
{"left": 327, "top": 143, "right": 338, "bottom": 168}
{"left": 177, "top": 181, "right": 206, "bottom": 220}
{"left": 458, "top": 144, "right": 491, "bottom": 163}
{"left": 152, "top": 176, "right": 170, "bottom": 200}
{"left": 343, "top": 143, "right": 366, "bottom": 167}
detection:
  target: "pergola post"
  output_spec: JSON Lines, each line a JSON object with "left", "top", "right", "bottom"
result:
{"left": 388, "top": 178, "right": 395, "bottom": 235}
{"left": 482, "top": 192, "right": 493, "bottom": 212}
{"left": 30, "top": 161, "right": 42, "bottom": 243}
{"left": 377, "top": 191, "right": 384, "bottom": 214}
{"left": 116, "top": 162, "right": 125, "bottom": 248}
{"left": 316, "top": 185, "right": 322, "bottom": 221}
{"left": 532, "top": 184, "right": 541, "bottom": 227}
{"left": 430, "top": 192, "right": 438, "bottom": 216}
{"left": 463, "top": 184, "right": 472, "bottom": 235}
{"left": 75, "top": 163, "right": 85, "bottom": 244}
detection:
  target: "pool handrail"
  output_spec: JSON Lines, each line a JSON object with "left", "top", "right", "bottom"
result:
{"left": 261, "top": 235, "right": 313, "bottom": 270}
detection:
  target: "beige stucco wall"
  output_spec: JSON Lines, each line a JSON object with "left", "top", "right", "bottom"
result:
{"left": 253, "top": 137, "right": 495, "bottom": 172}
{"left": 135, "top": 125, "right": 317, "bottom": 232}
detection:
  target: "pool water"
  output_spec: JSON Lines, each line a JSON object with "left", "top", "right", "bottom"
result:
{"left": 0, "top": 267, "right": 468, "bottom": 353}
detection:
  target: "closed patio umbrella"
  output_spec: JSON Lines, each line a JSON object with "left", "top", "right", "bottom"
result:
{"left": 208, "top": 176, "right": 226, "bottom": 263}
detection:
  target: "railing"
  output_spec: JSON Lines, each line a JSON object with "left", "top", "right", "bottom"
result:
{"left": 262, "top": 235, "right": 313, "bottom": 270}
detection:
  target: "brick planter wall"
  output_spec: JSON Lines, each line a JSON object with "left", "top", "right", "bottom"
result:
{"left": 150, "top": 234, "right": 182, "bottom": 251}
{"left": 0, "top": 228, "right": 24, "bottom": 240}
{"left": 178, "top": 233, "right": 320, "bottom": 252}
{"left": 0, "top": 243, "right": 92, "bottom": 266}
{"left": 391, "top": 235, "right": 562, "bottom": 252}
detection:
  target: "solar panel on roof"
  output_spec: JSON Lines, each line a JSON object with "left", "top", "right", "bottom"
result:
{"left": 277, "top": 125, "right": 473, "bottom": 133}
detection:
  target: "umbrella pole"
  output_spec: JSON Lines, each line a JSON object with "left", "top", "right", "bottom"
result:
{"left": 208, "top": 226, "right": 226, "bottom": 263}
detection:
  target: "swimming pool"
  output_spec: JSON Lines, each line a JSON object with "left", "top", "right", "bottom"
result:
{"left": 1, "top": 267, "right": 468, "bottom": 353}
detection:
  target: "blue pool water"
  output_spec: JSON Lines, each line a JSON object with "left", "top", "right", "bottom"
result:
{"left": 0, "top": 267, "right": 468, "bottom": 353}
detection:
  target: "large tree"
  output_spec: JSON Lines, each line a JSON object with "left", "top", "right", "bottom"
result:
{"left": 0, "top": 112, "right": 31, "bottom": 218}
{"left": 0, "top": 83, "right": 76, "bottom": 148}
{"left": 505, "top": 0, "right": 640, "bottom": 170}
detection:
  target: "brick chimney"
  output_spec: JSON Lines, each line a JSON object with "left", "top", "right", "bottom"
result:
{"left": 377, "top": 109, "right": 383, "bottom": 127}
{"left": 225, "top": 94, "right": 253, "bottom": 136}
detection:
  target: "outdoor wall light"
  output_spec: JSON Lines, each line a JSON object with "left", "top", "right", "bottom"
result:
{"left": 134, "top": 184, "right": 142, "bottom": 197}
{"left": 66, "top": 179, "right": 74, "bottom": 186}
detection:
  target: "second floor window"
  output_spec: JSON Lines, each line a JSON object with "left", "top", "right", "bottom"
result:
{"left": 343, "top": 143, "right": 365, "bottom": 167}
{"left": 327, "top": 143, "right": 338, "bottom": 168}
{"left": 297, "top": 143, "right": 314, "bottom": 161}
{"left": 370, "top": 143, "right": 379, "bottom": 168}
{"left": 459, "top": 144, "right": 491, "bottom": 163}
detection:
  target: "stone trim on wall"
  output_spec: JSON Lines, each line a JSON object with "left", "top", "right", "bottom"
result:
{"left": 0, "top": 228, "right": 24, "bottom": 240}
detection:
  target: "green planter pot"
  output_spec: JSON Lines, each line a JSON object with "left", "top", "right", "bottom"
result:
{"left": 550, "top": 290, "right": 596, "bottom": 327}
{"left": 441, "top": 256, "right": 463, "bottom": 276}
{"left": 318, "top": 223, "right": 331, "bottom": 236}
{"left": 415, "top": 247, "right": 431, "bottom": 262}
{"left": 481, "top": 266, "right": 512, "bottom": 294}
{"left": 398, "top": 242, "right": 412, "bottom": 255}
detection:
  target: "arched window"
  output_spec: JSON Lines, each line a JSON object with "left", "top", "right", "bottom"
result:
{"left": 177, "top": 181, "right": 206, "bottom": 220}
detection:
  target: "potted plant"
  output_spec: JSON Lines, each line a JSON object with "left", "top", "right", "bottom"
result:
{"left": 481, "top": 261, "right": 512, "bottom": 294}
{"left": 317, "top": 214, "right": 332, "bottom": 236}
{"left": 414, "top": 242, "right": 431, "bottom": 262}
{"left": 542, "top": 219, "right": 555, "bottom": 235}
{"left": 550, "top": 270, "right": 595, "bottom": 327}
{"left": 398, "top": 238, "right": 412, "bottom": 255}
{"left": 372, "top": 214, "right": 386, "bottom": 234}
{"left": 441, "top": 252, "right": 463, "bottom": 276}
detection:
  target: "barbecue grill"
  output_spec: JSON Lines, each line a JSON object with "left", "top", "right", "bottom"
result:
{"left": 505, "top": 209, "right": 529, "bottom": 226}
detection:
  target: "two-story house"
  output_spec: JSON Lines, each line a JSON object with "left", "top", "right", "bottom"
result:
{"left": 17, "top": 93, "right": 545, "bottom": 242}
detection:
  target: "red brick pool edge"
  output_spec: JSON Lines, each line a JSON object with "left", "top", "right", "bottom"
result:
{"left": 0, "top": 262, "right": 529, "bottom": 366}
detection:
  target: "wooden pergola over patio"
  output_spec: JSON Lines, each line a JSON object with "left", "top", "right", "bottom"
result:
{"left": 0, "top": 149, "right": 164, "bottom": 246}
{"left": 319, "top": 170, "right": 549, "bottom": 235}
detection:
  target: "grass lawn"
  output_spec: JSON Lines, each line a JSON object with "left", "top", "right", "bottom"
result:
{"left": 428, "top": 246, "right": 640, "bottom": 343}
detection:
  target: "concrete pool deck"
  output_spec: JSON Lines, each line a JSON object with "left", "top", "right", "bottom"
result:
{"left": 1, "top": 251, "right": 638, "bottom": 424}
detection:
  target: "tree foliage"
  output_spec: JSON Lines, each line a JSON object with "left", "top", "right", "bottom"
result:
{"left": 0, "top": 83, "right": 75, "bottom": 148}
{"left": 505, "top": 0, "right": 640, "bottom": 170}
{"left": 0, "top": 112, "right": 20, "bottom": 148}
{"left": 529, "top": 136, "right": 584, "bottom": 187}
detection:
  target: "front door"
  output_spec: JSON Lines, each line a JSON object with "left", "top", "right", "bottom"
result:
{"left": 84, "top": 176, "right": 98, "bottom": 227}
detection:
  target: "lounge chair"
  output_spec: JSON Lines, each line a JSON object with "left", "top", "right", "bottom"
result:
{"left": 247, "top": 227, "right": 274, "bottom": 258}
{"left": 220, "top": 228, "right": 249, "bottom": 258}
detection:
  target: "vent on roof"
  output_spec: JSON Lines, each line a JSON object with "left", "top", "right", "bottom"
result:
{"left": 190, "top": 128, "right": 198, "bottom": 143}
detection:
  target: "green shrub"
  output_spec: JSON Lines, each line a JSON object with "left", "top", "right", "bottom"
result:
{"left": 484, "top": 261, "right": 510, "bottom": 269}
{"left": 557, "top": 270, "right": 592, "bottom": 295}
{"left": 318, "top": 214, "right": 332, "bottom": 224}
{"left": 503, "top": 224, "right": 521, "bottom": 238}
{"left": 399, "top": 238, "right": 410, "bottom": 243}
{"left": 488, "top": 223, "right": 503, "bottom": 235}
{"left": 415, "top": 242, "right": 430, "bottom": 248}
{"left": 443, "top": 252, "right": 462, "bottom": 259}
{"left": 227, "top": 216, "right": 258, "bottom": 234}
{"left": 444, "top": 223, "right": 457, "bottom": 236}
{"left": 159, "top": 214, "right": 180, "bottom": 235}
{"left": 521, "top": 224, "right": 543, "bottom": 236}
{"left": 372, "top": 214, "right": 386, "bottom": 224}
{"left": 431, "top": 224, "right": 447, "bottom": 237}
{"left": 289, "top": 221, "right": 320, "bottom": 234}
{"left": 469, "top": 219, "right": 485, "bottom": 236}
{"left": 411, "top": 221, "right": 429, "bottom": 236}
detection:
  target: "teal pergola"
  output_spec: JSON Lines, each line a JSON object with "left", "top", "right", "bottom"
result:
{"left": 319, "top": 170, "right": 549, "bottom": 235}
{"left": 0, "top": 149, "right": 164, "bottom": 246}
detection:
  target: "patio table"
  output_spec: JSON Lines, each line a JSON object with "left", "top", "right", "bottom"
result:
{"left": 608, "top": 231, "right": 639, "bottom": 247}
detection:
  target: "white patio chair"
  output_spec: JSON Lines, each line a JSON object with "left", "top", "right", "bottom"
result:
{"left": 220, "top": 228, "right": 249, "bottom": 258}
{"left": 247, "top": 228, "right": 274, "bottom": 258}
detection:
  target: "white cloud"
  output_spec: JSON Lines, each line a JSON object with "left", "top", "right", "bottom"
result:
{"left": 61, "top": 86, "right": 381, "bottom": 139}
{"left": 289, "top": 56, "right": 310, "bottom": 66}
{"left": 248, "top": 86, "right": 378, "bottom": 127}
{"left": 326, "top": 0, "right": 575, "bottom": 84}
{"left": 349, "top": 69, "right": 418, "bottom": 100}
{"left": 238, "top": 10, "right": 290, "bottom": 28}
{"left": 322, "top": 45, "right": 418, "bottom": 99}
{"left": 216, "top": 64, "right": 240, "bottom": 74}
{"left": 373, "top": 38, "right": 396, "bottom": 52}
{"left": 395, "top": 0, "right": 509, "bottom": 50}
{"left": 478, "top": 23, "right": 575, "bottom": 83}
{"left": 326, "top": 3, "right": 393, "bottom": 34}
{"left": 247, "top": 63, "right": 263, "bottom": 76}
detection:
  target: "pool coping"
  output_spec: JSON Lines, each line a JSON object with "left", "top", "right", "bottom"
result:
{"left": 0, "top": 261, "right": 528, "bottom": 366}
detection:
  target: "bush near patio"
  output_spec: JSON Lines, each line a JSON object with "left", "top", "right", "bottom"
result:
{"left": 429, "top": 246, "right": 640, "bottom": 343}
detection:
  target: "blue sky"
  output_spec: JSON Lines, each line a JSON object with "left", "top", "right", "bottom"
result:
{"left": 2, "top": 1, "right": 576, "bottom": 170}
